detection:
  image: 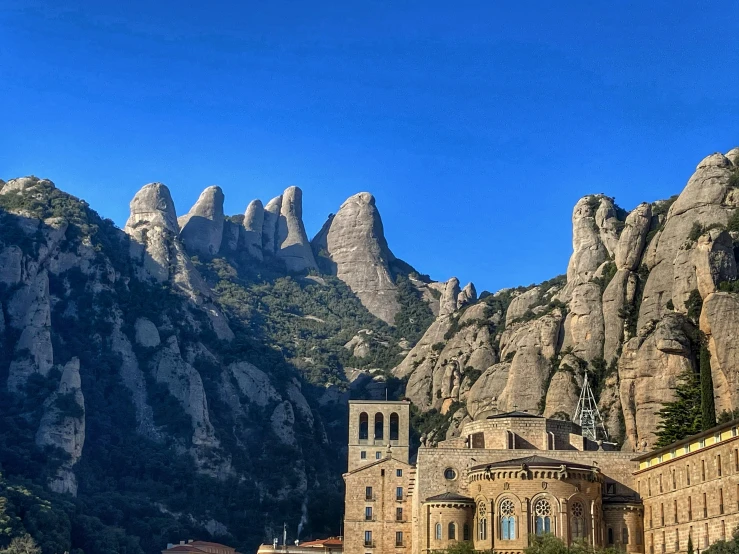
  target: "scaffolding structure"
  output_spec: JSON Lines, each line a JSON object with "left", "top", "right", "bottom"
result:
{"left": 573, "top": 370, "right": 608, "bottom": 442}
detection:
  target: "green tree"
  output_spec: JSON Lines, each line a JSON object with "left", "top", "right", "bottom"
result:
{"left": 655, "top": 369, "right": 702, "bottom": 447}
{"left": 688, "top": 533, "right": 694, "bottom": 554}
{"left": 0, "top": 535, "right": 40, "bottom": 554}
{"left": 700, "top": 345, "right": 717, "bottom": 430}
{"left": 525, "top": 534, "right": 570, "bottom": 554}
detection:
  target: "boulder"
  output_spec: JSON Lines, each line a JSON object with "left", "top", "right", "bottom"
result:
{"left": 638, "top": 153, "right": 734, "bottom": 325}
{"left": 562, "top": 282, "right": 605, "bottom": 363}
{"left": 178, "top": 186, "right": 225, "bottom": 256}
{"left": 135, "top": 317, "right": 161, "bottom": 348}
{"left": 457, "top": 282, "right": 477, "bottom": 309}
{"left": 242, "top": 199, "right": 265, "bottom": 260}
{"left": 124, "top": 182, "right": 179, "bottom": 234}
{"left": 700, "top": 292, "right": 739, "bottom": 415}
{"left": 619, "top": 313, "right": 695, "bottom": 451}
{"left": 262, "top": 195, "right": 282, "bottom": 254}
{"left": 543, "top": 370, "right": 581, "bottom": 419}
{"left": 439, "top": 277, "right": 460, "bottom": 317}
{"left": 615, "top": 203, "right": 652, "bottom": 271}
{"left": 506, "top": 287, "right": 541, "bottom": 326}
{"left": 275, "top": 186, "right": 318, "bottom": 272}
{"left": 311, "top": 192, "right": 400, "bottom": 324}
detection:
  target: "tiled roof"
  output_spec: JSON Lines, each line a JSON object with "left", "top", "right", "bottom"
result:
{"left": 163, "top": 547, "right": 208, "bottom": 553}
{"left": 469, "top": 455, "right": 595, "bottom": 471}
{"left": 486, "top": 410, "right": 543, "bottom": 419}
{"left": 425, "top": 492, "right": 475, "bottom": 503}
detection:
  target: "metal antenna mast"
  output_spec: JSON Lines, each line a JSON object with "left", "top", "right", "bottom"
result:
{"left": 574, "top": 369, "right": 608, "bottom": 442}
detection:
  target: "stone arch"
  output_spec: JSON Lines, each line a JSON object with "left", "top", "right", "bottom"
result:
{"left": 374, "top": 412, "right": 384, "bottom": 440}
{"left": 390, "top": 412, "right": 399, "bottom": 441}
{"left": 530, "top": 493, "right": 559, "bottom": 537}
{"left": 359, "top": 412, "right": 368, "bottom": 440}
{"left": 495, "top": 493, "right": 523, "bottom": 542}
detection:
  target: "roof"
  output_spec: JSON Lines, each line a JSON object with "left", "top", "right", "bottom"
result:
{"left": 299, "top": 538, "right": 343, "bottom": 547}
{"left": 164, "top": 548, "right": 207, "bottom": 553}
{"left": 486, "top": 410, "right": 543, "bottom": 419}
{"left": 425, "top": 492, "right": 475, "bottom": 503}
{"left": 632, "top": 418, "right": 739, "bottom": 462}
{"left": 469, "top": 455, "right": 595, "bottom": 472}
{"left": 348, "top": 400, "right": 410, "bottom": 405}
{"left": 345, "top": 455, "right": 414, "bottom": 475}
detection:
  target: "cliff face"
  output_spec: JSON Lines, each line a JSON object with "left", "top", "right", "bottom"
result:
{"left": 0, "top": 177, "right": 337, "bottom": 553}
{"left": 3, "top": 144, "right": 739, "bottom": 552}
{"left": 397, "top": 146, "right": 739, "bottom": 452}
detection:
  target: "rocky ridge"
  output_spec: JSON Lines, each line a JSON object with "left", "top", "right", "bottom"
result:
{"left": 397, "top": 147, "right": 739, "bottom": 452}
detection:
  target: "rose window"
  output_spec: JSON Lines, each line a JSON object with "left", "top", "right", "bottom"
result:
{"left": 535, "top": 499, "right": 552, "bottom": 517}
{"left": 500, "top": 499, "right": 515, "bottom": 516}
{"left": 571, "top": 501, "right": 584, "bottom": 517}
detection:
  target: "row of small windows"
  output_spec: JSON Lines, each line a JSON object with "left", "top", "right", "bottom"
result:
{"left": 640, "top": 449, "right": 739, "bottom": 497}
{"left": 648, "top": 521, "right": 727, "bottom": 554}
{"left": 474, "top": 499, "right": 583, "bottom": 541}
{"left": 645, "top": 428, "right": 739, "bottom": 468}
{"left": 364, "top": 486, "right": 403, "bottom": 500}
{"left": 434, "top": 522, "right": 470, "bottom": 541}
{"left": 359, "top": 412, "right": 400, "bottom": 441}
{"left": 647, "top": 487, "right": 736, "bottom": 528}
{"left": 363, "top": 530, "right": 404, "bottom": 547}
{"left": 364, "top": 506, "right": 405, "bottom": 521}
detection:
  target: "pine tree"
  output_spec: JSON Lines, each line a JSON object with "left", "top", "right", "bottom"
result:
{"left": 655, "top": 369, "right": 702, "bottom": 447}
{"left": 700, "top": 345, "right": 717, "bottom": 430}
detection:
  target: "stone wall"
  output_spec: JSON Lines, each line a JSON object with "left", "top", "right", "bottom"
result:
{"left": 343, "top": 456, "right": 415, "bottom": 554}
{"left": 636, "top": 435, "right": 739, "bottom": 554}
{"left": 348, "top": 401, "right": 411, "bottom": 472}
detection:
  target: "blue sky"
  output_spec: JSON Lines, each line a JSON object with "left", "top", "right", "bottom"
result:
{"left": 2, "top": 1, "right": 738, "bottom": 294}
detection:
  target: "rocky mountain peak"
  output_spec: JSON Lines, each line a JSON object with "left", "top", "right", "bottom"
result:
{"left": 124, "top": 182, "right": 179, "bottom": 234}
{"left": 178, "top": 185, "right": 226, "bottom": 256}
{"left": 311, "top": 191, "right": 399, "bottom": 324}
{"left": 275, "top": 186, "right": 318, "bottom": 272}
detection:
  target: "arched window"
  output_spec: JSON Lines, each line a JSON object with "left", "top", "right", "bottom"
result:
{"left": 448, "top": 522, "right": 456, "bottom": 540}
{"left": 535, "top": 499, "right": 552, "bottom": 535}
{"left": 623, "top": 527, "right": 629, "bottom": 545}
{"left": 463, "top": 524, "right": 470, "bottom": 541}
{"left": 500, "top": 499, "right": 516, "bottom": 540}
{"left": 608, "top": 528, "right": 614, "bottom": 545}
{"left": 390, "top": 412, "right": 399, "bottom": 441}
{"left": 374, "top": 413, "right": 384, "bottom": 440}
{"left": 359, "top": 412, "right": 368, "bottom": 440}
{"left": 435, "top": 523, "right": 442, "bottom": 540}
{"left": 571, "top": 501, "right": 585, "bottom": 539}
{"left": 478, "top": 502, "right": 488, "bottom": 541}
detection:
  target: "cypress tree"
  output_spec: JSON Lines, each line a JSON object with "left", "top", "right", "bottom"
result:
{"left": 655, "top": 369, "right": 702, "bottom": 447}
{"left": 688, "top": 535, "right": 694, "bottom": 554}
{"left": 700, "top": 345, "right": 717, "bottom": 430}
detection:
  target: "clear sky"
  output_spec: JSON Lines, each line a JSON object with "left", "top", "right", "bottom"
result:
{"left": 2, "top": 1, "right": 738, "bottom": 294}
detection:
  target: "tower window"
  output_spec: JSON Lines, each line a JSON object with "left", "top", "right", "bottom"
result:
{"left": 374, "top": 413, "right": 384, "bottom": 440}
{"left": 535, "top": 499, "right": 552, "bottom": 535}
{"left": 359, "top": 412, "right": 369, "bottom": 440}
{"left": 463, "top": 524, "right": 470, "bottom": 541}
{"left": 448, "top": 522, "right": 456, "bottom": 541}
{"left": 396, "top": 508, "right": 403, "bottom": 521}
{"left": 366, "top": 486, "right": 373, "bottom": 500}
{"left": 364, "top": 531, "right": 372, "bottom": 547}
{"left": 623, "top": 527, "right": 629, "bottom": 545}
{"left": 395, "top": 532, "right": 403, "bottom": 547}
{"left": 390, "top": 412, "right": 399, "bottom": 441}
{"left": 396, "top": 487, "right": 403, "bottom": 501}
{"left": 365, "top": 507, "right": 373, "bottom": 520}
{"left": 361, "top": 451, "right": 367, "bottom": 459}
{"left": 435, "top": 523, "right": 442, "bottom": 540}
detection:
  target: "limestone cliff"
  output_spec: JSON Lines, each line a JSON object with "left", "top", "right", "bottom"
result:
{"left": 311, "top": 192, "right": 400, "bottom": 324}
{"left": 397, "top": 146, "right": 739, "bottom": 454}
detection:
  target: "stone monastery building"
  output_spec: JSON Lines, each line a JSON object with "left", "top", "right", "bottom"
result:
{"left": 343, "top": 400, "right": 739, "bottom": 554}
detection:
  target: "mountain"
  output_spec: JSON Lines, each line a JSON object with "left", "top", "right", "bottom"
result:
{"left": 0, "top": 144, "right": 738, "bottom": 553}
{"left": 397, "top": 146, "right": 739, "bottom": 452}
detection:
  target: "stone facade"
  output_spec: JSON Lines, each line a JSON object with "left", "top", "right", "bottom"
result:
{"left": 634, "top": 422, "right": 739, "bottom": 554}
{"left": 343, "top": 405, "right": 643, "bottom": 554}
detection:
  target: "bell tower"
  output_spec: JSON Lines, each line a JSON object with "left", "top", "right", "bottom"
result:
{"left": 347, "top": 400, "right": 410, "bottom": 472}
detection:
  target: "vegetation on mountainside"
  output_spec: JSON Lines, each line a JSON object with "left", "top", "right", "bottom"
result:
{"left": 0, "top": 189, "right": 344, "bottom": 553}
{"left": 700, "top": 345, "right": 717, "bottom": 430}
{"left": 654, "top": 369, "right": 703, "bottom": 447}
{"left": 393, "top": 274, "right": 435, "bottom": 344}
